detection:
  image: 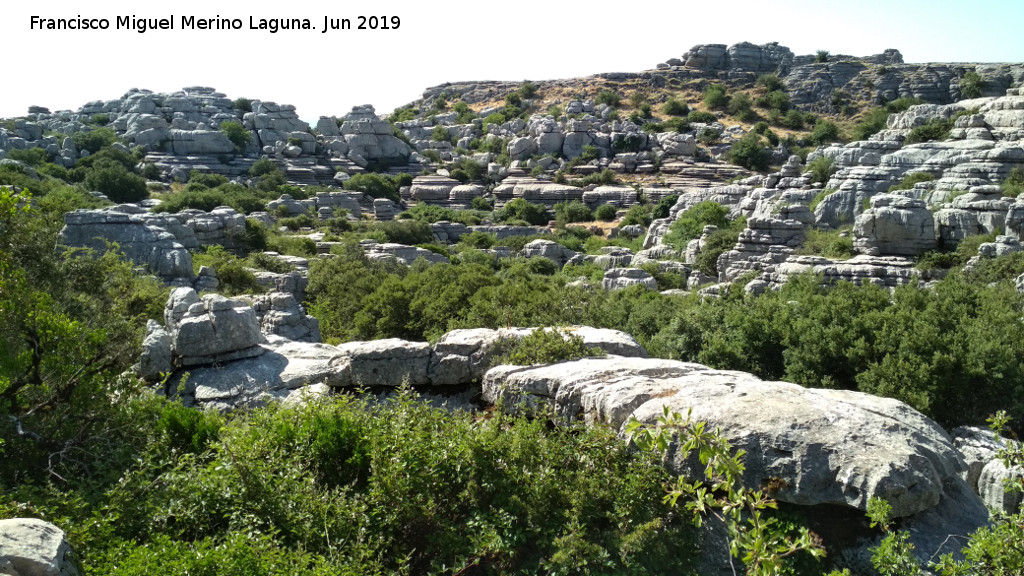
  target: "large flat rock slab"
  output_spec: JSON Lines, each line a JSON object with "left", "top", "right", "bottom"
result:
{"left": 482, "top": 356, "right": 966, "bottom": 518}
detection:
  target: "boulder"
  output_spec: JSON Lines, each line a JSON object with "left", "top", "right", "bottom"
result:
{"left": 853, "top": 194, "right": 936, "bottom": 256}
{"left": 170, "top": 291, "right": 264, "bottom": 365}
{"left": 482, "top": 356, "right": 968, "bottom": 518}
{"left": 60, "top": 209, "right": 194, "bottom": 281}
{"left": 336, "top": 338, "right": 432, "bottom": 387}
{"left": 0, "top": 518, "right": 79, "bottom": 576}
{"left": 522, "top": 239, "right": 577, "bottom": 268}
{"left": 602, "top": 267, "right": 657, "bottom": 291}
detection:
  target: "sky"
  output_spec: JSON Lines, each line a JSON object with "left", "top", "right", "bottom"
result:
{"left": 3, "top": 0, "right": 1023, "bottom": 122}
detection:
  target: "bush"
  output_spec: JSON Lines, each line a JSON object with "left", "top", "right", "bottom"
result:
{"left": 151, "top": 183, "right": 268, "bottom": 214}
{"left": 652, "top": 194, "right": 679, "bottom": 219}
{"left": 815, "top": 50, "right": 830, "bottom": 63}
{"left": 809, "top": 119, "right": 841, "bottom": 145}
{"left": 6, "top": 148, "right": 50, "bottom": 166}
{"left": 889, "top": 171, "right": 935, "bottom": 192}
{"left": 188, "top": 170, "right": 229, "bottom": 188}
{"left": 959, "top": 70, "right": 984, "bottom": 99}
{"left": 470, "top": 196, "right": 493, "bottom": 211}
{"left": 494, "top": 198, "right": 550, "bottom": 226}
{"left": 343, "top": 173, "right": 403, "bottom": 203}
{"left": 192, "top": 245, "right": 263, "bottom": 295}
{"left": 703, "top": 83, "right": 729, "bottom": 109}
{"left": 554, "top": 200, "right": 593, "bottom": 224}
{"left": 596, "top": 91, "right": 622, "bottom": 108}
{"left": 72, "top": 127, "right": 117, "bottom": 154}
{"left": 620, "top": 204, "right": 654, "bottom": 227}
{"left": 594, "top": 204, "right": 618, "bottom": 221}
{"left": 1003, "top": 166, "right": 1024, "bottom": 197}
{"left": 756, "top": 74, "right": 785, "bottom": 93}
{"left": 852, "top": 107, "right": 891, "bottom": 140}
{"left": 398, "top": 203, "right": 484, "bottom": 226}
{"left": 729, "top": 132, "right": 771, "bottom": 171}
{"left": 905, "top": 117, "right": 952, "bottom": 144}
{"left": 84, "top": 160, "right": 148, "bottom": 203}
{"left": 498, "top": 327, "right": 606, "bottom": 365}
{"left": 248, "top": 158, "right": 278, "bottom": 177}
{"left": 697, "top": 128, "right": 720, "bottom": 146}
{"left": 219, "top": 121, "right": 251, "bottom": 153}
{"left": 663, "top": 200, "right": 729, "bottom": 249}
{"left": 662, "top": 99, "right": 689, "bottom": 116}
{"left": 807, "top": 156, "right": 836, "bottom": 185}
{"left": 232, "top": 97, "right": 253, "bottom": 112}
{"left": 797, "top": 227, "right": 854, "bottom": 259}
{"left": 727, "top": 93, "right": 757, "bottom": 122}
{"left": 687, "top": 110, "right": 717, "bottom": 124}
{"left": 430, "top": 125, "right": 450, "bottom": 142}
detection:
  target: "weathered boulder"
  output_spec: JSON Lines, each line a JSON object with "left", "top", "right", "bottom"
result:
{"left": 363, "top": 241, "right": 449, "bottom": 266}
{"left": 853, "top": 194, "right": 936, "bottom": 256}
{"left": 172, "top": 293, "right": 264, "bottom": 365}
{"left": 522, "top": 239, "right": 577, "bottom": 268}
{"left": 0, "top": 518, "right": 79, "bottom": 576}
{"left": 603, "top": 267, "right": 658, "bottom": 291}
{"left": 60, "top": 209, "right": 194, "bottom": 281}
{"left": 336, "top": 338, "right": 432, "bottom": 387}
{"left": 482, "top": 356, "right": 968, "bottom": 518}
{"left": 430, "top": 326, "right": 647, "bottom": 386}
{"left": 241, "top": 292, "right": 321, "bottom": 343}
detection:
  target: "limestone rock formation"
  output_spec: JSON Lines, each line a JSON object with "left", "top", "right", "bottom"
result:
{"left": 60, "top": 209, "right": 194, "bottom": 281}
{"left": 853, "top": 194, "right": 936, "bottom": 256}
{"left": 481, "top": 356, "right": 969, "bottom": 518}
{"left": 0, "top": 518, "right": 80, "bottom": 576}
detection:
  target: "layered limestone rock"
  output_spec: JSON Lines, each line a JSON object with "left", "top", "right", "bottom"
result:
{"left": 716, "top": 216, "right": 805, "bottom": 282}
{"left": 951, "top": 427, "right": 1023, "bottom": 514}
{"left": 522, "top": 239, "right": 577, "bottom": 268}
{"left": 59, "top": 209, "right": 194, "bottom": 281}
{"left": 603, "top": 267, "right": 658, "bottom": 291}
{"left": 481, "top": 356, "right": 969, "bottom": 519}
{"left": 362, "top": 241, "right": 450, "bottom": 265}
{"left": 853, "top": 194, "right": 936, "bottom": 256}
{"left": 766, "top": 254, "right": 919, "bottom": 289}
{"left": 339, "top": 105, "right": 411, "bottom": 166}
{"left": 241, "top": 292, "right": 321, "bottom": 343}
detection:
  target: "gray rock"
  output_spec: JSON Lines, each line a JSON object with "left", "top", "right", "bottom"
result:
{"left": 482, "top": 356, "right": 968, "bottom": 518}
{"left": 0, "top": 518, "right": 79, "bottom": 576}
{"left": 853, "top": 194, "right": 936, "bottom": 256}
{"left": 602, "top": 267, "right": 657, "bottom": 291}
{"left": 522, "top": 239, "right": 577, "bottom": 268}
{"left": 171, "top": 293, "right": 263, "bottom": 362}
{"left": 336, "top": 338, "right": 432, "bottom": 386}
{"left": 138, "top": 320, "right": 173, "bottom": 381}
{"left": 60, "top": 209, "right": 194, "bottom": 281}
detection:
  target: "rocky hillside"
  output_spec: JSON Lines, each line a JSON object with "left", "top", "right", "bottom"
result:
{"left": 3, "top": 40, "right": 1024, "bottom": 575}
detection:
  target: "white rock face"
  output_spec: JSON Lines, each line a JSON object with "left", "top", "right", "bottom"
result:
{"left": 0, "top": 518, "right": 79, "bottom": 576}
{"left": 336, "top": 338, "right": 433, "bottom": 387}
{"left": 482, "top": 356, "right": 967, "bottom": 518}
{"left": 853, "top": 194, "right": 936, "bottom": 256}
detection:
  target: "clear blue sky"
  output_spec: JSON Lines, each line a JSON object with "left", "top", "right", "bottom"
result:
{"left": 2, "top": 0, "right": 1022, "bottom": 121}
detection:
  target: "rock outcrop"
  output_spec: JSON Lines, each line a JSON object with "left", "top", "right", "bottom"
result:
{"left": 0, "top": 518, "right": 80, "bottom": 576}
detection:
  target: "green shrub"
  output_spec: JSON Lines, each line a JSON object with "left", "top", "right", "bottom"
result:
{"left": 431, "top": 125, "right": 450, "bottom": 142}
{"left": 248, "top": 158, "right": 278, "bottom": 177}
{"left": 663, "top": 200, "right": 729, "bottom": 249}
{"left": 470, "top": 196, "right": 493, "bottom": 211}
{"left": 662, "top": 99, "right": 689, "bottom": 116}
{"left": 620, "top": 203, "right": 654, "bottom": 227}
{"left": 695, "top": 219, "right": 746, "bottom": 277}
{"left": 727, "top": 93, "right": 758, "bottom": 122}
{"left": 398, "top": 203, "right": 484, "bottom": 226}
{"left": 188, "top": 170, "right": 229, "bottom": 188}
{"left": 797, "top": 227, "right": 855, "bottom": 259}
{"left": 687, "top": 110, "right": 717, "bottom": 124}
{"left": 72, "top": 128, "right": 117, "bottom": 154}
{"left": 456, "top": 230, "right": 497, "bottom": 249}
{"left": 594, "top": 204, "right": 618, "bottom": 221}
{"left": 808, "top": 188, "right": 838, "bottom": 212}
{"left": 809, "top": 119, "right": 841, "bottom": 145}
{"left": 482, "top": 112, "right": 506, "bottom": 129}
{"left": 815, "top": 50, "right": 830, "bottom": 63}
{"left": 959, "top": 70, "right": 984, "bottom": 99}
{"left": 554, "top": 200, "right": 593, "bottom": 224}
{"left": 498, "top": 327, "right": 606, "bottom": 365}
{"left": 151, "top": 183, "right": 268, "bottom": 214}
{"left": 219, "top": 121, "right": 251, "bottom": 153}
{"left": 756, "top": 74, "right": 785, "bottom": 93}
{"left": 852, "top": 107, "right": 891, "bottom": 140}
{"left": 889, "top": 172, "right": 935, "bottom": 192}
{"left": 279, "top": 213, "right": 316, "bottom": 231}
{"left": 494, "top": 198, "right": 551, "bottom": 226}
{"left": 84, "top": 160, "right": 148, "bottom": 203}
{"left": 6, "top": 148, "right": 50, "bottom": 166}
{"left": 343, "top": 173, "right": 403, "bottom": 203}
{"left": 596, "top": 91, "right": 622, "bottom": 108}
{"left": 807, "top": 156, "right": 836, "bottom": 185}
{"left": 703, "top": 83, "right": 729, "bottom": 109}
{"left": 192, "top": 245, "right": 264, "bottom": 295}
{"left": 729, "top": 132, "right": 771, "bottom": 171}
{"left": 651, "top": 194, "right": 679, "bottom": 219}
{"left": 905, "top": 118, "right": 951, "bottom": 144}
{"left": 1003, "top": 166, "right": 1024, "bottom": 197}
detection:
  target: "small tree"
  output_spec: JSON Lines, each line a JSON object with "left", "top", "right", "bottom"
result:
{"left": 730, "top": 132, "right": 771, "bottom": 171}
{"left": 220, "top": 121, "right": 251, "bottom": 153}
